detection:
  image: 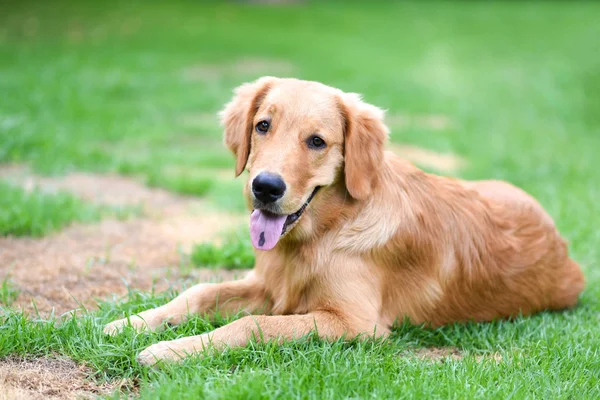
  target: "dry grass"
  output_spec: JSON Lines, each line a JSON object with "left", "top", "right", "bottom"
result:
{"left": 0, "top": 166, "right": 200, "bottom": 214}
{"left": 408, "top": 347, "right": 503, "bottom": 363}
{"left": 385, "top": 113, "right": 454, "bottom": 131}
{"left": 386, "top": 143, "right": 467, "bottom": 172}
{"left": 0, "top": 356, "right": 118, "bottom": 400}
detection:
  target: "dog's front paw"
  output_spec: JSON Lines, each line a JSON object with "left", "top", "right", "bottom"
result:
{"left": 137, "top": 335, "right": 211, "bottom": 366}
{"left": 103, "top": 315, "right": 151, "bottom": 335}
{"left": 137, "top": 341, "right": 187, "bottom": 366}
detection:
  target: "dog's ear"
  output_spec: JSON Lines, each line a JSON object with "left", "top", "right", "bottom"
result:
{"left": 220, "top": 77, "right": 277, "bottom": 176}
{"left": 339, "top": 93, "right": 389, "bottom": 200}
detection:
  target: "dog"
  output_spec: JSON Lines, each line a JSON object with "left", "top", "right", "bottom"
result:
{"left": 104, "top": 77, "right": 585, "bottom": 365}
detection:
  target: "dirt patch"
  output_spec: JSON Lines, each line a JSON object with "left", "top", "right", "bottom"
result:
{"left": 387, "top": 143, "right": 466, "bottom": 173}
{"left": 412, "top": 347, "right": 464, "bottom": 362}
{"left": 408, "top": 347, "right": 503, "bottom": 363}
{"left": 386, "top": 113, "right": 454, "bottom": 131}
{"left": 0, "top": 167, "right": 249, "bottom": 315}
{"left": 0, "top": 356, "right": 118, "bottom": 400}
{"left": 1, "top": 216, "right": 247, "bottom": 315}
{"left": 183, "top": 57, "right": 295, "bottom": 81}
{"left": 0, "top": 166, "right": 198, "bottom": 215}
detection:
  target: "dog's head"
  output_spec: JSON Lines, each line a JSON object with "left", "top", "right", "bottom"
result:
{"left": 221, "top": 77, "right": 388, "bottom": 250}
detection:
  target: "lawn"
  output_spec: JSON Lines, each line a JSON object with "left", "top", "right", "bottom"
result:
{"left": 1, "top": 1, "right": 599, "bottom": 399}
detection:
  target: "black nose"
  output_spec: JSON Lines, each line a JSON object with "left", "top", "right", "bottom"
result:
{"left": 252, "top": 173, "right": 286, "bottom": 204}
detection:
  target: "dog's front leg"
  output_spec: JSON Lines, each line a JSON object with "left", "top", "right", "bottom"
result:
{"left": 138, "top": 311, "right": 387, "bottom": 365}
{"left": 104, "top": 275, "right": 270, "bottom": 335}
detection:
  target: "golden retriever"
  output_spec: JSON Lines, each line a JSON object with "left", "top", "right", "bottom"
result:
{"left": 105, "top": 77, "right": 585, "bottom": 365}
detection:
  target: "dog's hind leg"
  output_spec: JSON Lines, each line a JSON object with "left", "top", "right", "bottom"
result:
{"left": 104, "top": 274, "right": 270, "bottom": 335}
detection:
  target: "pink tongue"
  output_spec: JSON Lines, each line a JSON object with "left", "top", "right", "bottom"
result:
{"left": 250, "top": 210, "right": 288, "bottom": 251}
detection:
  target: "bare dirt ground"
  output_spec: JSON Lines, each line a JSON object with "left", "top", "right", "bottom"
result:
{"left": 385, "top": 113, "right": 454, "bottom": 131}
{"left": 408, "top": 347, "right": 503, "bottom": 363}
{"left": 0, "top": 166, "right": 247, "bottom": 315}
{"left": 0, "top": 356, "right": 121, "bottom": 400}
{"left": 387, "top": 143, "right": 466, "bottom": 173}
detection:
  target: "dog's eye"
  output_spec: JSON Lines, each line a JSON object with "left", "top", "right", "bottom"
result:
{"left": 255, "top": 120, "right": 270, "bottom": 134}
{"left": 307, "top": 135, "right": 326, "bottom": 149}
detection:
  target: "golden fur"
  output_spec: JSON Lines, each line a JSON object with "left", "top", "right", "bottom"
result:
{"left": 105, "top": 77, "right": 585, "bottom": 365}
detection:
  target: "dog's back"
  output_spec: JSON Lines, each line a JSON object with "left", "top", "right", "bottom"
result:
{"left": 466, "top": 179, "right": 585, "bottom": 312}
{"left": 375, "top": 155, "right": 585, "bottom": 327}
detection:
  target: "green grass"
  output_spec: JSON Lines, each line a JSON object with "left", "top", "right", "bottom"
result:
{"left": 145, "top": 168, "right": 215, "bottom": 197}
{"left": 1, "top": 0, "right": 599, "bottom": 398}
{"left": 0, "top": 182, "right": 140, "bottom": 236}
{"left": 0, "top": 277, "right": 19, "bottom": 306}
{"left": 0, "top": 182, "right": 103, "bottom": 236}
{"left": 191, "top": 228, "right": 255, "bottom": 270}
{"left": 0, "top": 289, "right": 599, "bottom": 399}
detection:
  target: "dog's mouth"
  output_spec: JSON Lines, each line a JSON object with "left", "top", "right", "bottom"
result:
{"left": 250, "top": 187, "right": 320, "bottom": 251}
